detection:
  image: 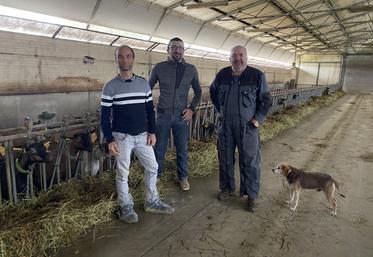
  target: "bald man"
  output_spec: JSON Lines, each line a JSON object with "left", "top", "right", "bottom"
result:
{"left": 210, "top": 45, "right": 272, "bottom": 212}
{"left": 100, "top": 45, "right": 174, "bottom": 223}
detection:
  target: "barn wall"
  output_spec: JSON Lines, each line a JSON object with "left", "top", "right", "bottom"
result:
{"left": 297, "top": 55, "right": 342, "bottom": 87}
{"left": 343, "top": 55, "right": 373, "bottom": 93}
{"left": 0, "top": 31, "right": 294, "bottom": 128}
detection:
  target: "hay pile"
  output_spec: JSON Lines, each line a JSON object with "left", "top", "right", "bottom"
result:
{"left": 0, "top": 173, "right": 116, "bottom": 257}
{"left": 0, "top": 91, "right": 344, "bottom": 257}
{"left": 261, "top": 91, "right": 345, "bottom": 141}
{"left": 158, "top": 140, "right": 218, "bottom": 181}
{"left": 0, "top": 166, "right": 165, "bottom": 257}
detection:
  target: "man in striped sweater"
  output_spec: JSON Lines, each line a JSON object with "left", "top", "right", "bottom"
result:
{"left": 101, "top": 45, "right": 174, "bottom": 223}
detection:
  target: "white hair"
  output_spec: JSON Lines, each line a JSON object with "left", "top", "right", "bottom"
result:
{"left": 230, "top": 45, "right": 247, "bottom": 56}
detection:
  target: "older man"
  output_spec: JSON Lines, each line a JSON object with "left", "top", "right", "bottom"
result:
{"left": 210, "top": 45, "right": 272, "bottom": 212}
{"left": 149, "top": 37, "right": 202, "bottom": 191}
{"left": 101, "top": 45, "right": 174, "bottom": 223}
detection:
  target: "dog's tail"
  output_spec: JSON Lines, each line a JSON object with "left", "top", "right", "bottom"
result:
{"left": 333, "top": 180, "right": 346, "bottom": 198}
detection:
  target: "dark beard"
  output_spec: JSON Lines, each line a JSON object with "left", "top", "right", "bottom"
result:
{"left": 171, "top": 55, "right": 182, "bottom": 61}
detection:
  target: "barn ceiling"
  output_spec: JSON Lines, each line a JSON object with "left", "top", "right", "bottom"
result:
{"left": 0, "top": 0, "right": 372, "bottom": 65}
{"left": 148, "top": 0, "right": 373, "bottom": 55}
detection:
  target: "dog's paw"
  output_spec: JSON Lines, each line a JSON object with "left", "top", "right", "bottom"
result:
{"left": 285, "top": 200, "right": 292, "bottom": 205}
{"left": 330, "top": 211, "right": 337, "bottom": 216}
{"left": 290, "top": 206, "right": 297, "bottom": 211}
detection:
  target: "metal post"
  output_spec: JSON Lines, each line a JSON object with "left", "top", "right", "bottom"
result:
{"left": 193, "top": 109, "right": 200, "bottom": 140}
{"left": 338, "top": 56, "right": 347, "bottom": 90}
{"left": 56, "top": 152, "right": 61, "bottom": 184}
{"left": 39, "top": 163, "right": 47, "bottom": 191}
{"left": 49, "top": 138, "right": 65, "bottom": 189}
{"left": 29, "top": 167, "right": 34, "bottom": 197}
{"left": 74, "top": 151, "right": 82, "bottom": 178}
{"left": 315, "top": 62, "right": 321, "bottom": 87}
{"left": 65, "top": 140, "right": 72, "bottom": 180}
{"left": 295, "top": 57, "right": 301, "bottom": 88}
{"left": 42, "top": 163, "right": 47, "bottom": 191}
{"left": 8, "top": 140, "right": 18, "bottom": 203}
{"left": 89, "top": 152, "right": 93, "bottom": 177}
{"left": 4, "top": 141, "right": 13, "bottom": 203}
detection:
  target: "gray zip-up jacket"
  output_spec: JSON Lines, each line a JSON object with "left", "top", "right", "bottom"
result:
{"left": 148, "top": 57, "right": 202, "bottom": 114}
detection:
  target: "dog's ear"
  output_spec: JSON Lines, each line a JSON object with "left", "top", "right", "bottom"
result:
{"left": 288, "top": 165, "right": 295, "bottom": 173}
{"left": 283, "top": 164, "right": 292, "bottom": 175}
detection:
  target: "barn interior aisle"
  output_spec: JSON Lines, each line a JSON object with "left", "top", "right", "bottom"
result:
{"left": 58, "top": 94, "right": 373, "bottom": 257}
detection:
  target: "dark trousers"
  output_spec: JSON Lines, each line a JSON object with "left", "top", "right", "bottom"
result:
{"left": 217, "top": 120, "right": 261, "bottom": 199}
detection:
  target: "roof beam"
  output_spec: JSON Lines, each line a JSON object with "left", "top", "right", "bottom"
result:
{"left": 191, "top": 0, "right": 301, "bottom": 49}
{"left": 264, "top": 21, "right": 359, "bottom": 41}
{"left": 152, "top": 0, "right": 193, "bottom": 35}
{"left": 86, "top": 0, "right": 102, "bottom": 29}
{"left": 267, "top": 0, "right": 343, "bottom": 54}
{"left": 235, "top": 0, "right": 370, "bottom": 20}
{"left": 191, "top": 0, "right": 269, "bottom": 43}
{"left": 204, "top": 0, "right": 269, "bottom": 24}
{"left": 201, "top": 0, "right": 325, "bottom": 52}
{"left": 322, "top": 0, "right": 355, "bottom": 51}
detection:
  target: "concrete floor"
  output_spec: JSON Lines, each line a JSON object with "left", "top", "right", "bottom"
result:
{"left": 58, "top": 94, "right": 373, "bottom": 257}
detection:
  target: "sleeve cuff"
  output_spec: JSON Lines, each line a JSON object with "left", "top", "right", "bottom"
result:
{"left": 254, "top": 115, "right": 265, "bottom": 124}
{"left": 188, "top": 106, "right": 196, "bottom": 112}
{"left": 106, "top": 136, "right": 115, "bottom": 143}
{"left": 147, "top": 128, "right": 156, "bottom": 134}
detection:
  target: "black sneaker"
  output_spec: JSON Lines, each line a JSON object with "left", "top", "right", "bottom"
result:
{"left": 247, "top": 197, "right": 255, "bottom": 213}
{"left": 217, "top": 190, "right": 235, "bottom": 201}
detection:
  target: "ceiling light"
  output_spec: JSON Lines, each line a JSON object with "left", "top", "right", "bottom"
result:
{"left": 183, "top": 1, "right": 231, "bottom": 10}
{"left": 0, "top": 5, "right": 87, "bottom": 28}
{"left": 89, "top": 25, "right": 150, "bottom": 41}
{"left": 150, "top": 36, "right": 169, "bottom": 44}
{"left": 346, "top": 4, "right": 373, "bottom": 13}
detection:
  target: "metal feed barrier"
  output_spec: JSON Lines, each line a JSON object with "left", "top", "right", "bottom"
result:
{"left": 0, "top": 84, "right": 341, "bottom": 204}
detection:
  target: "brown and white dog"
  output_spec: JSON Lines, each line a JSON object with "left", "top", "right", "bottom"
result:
{"left": 272, "top": 163, "right": 345, "bottom": 216}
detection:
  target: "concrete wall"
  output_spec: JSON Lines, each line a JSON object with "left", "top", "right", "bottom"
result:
{"left": 0, "top": 31, "right": 294, "bottom": 129}
{"left": 297, "top": 55, "right": 342, "bottom": 87}
{"left": 343, "top": 55, "right": 373, "bottom": 93}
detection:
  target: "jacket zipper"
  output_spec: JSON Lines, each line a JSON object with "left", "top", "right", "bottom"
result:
{"left": 224, "top": 79, "right": 233, "bottom": 122}
{"left": 237, "top": 77, "right": 244, "bottom": 139}
{"left": 223, "top": 79, "right": 233, "bottom": 187}
{"left": 171, "top": 62, "right": 177, "bottom": 115}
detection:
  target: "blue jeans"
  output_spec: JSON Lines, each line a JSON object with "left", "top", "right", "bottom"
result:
{"left": 113, "top": 132, "right": 159, "bottom": 209}
{"left": 155, "top": 112, "right": 190, "bottom": 180}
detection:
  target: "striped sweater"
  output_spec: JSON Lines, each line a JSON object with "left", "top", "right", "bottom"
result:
{"left": 100, "top": 74, "right": 155, "bottom": 143}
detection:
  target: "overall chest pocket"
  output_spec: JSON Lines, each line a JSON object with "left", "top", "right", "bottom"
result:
{"left": 241, "top": 87, "right": 257, "bottom": 108}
